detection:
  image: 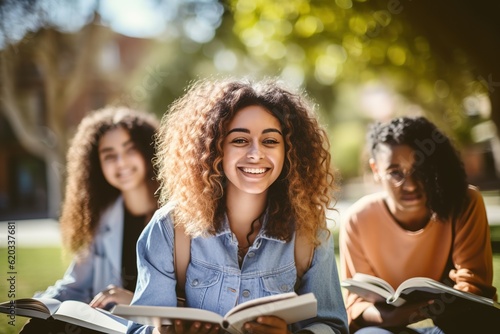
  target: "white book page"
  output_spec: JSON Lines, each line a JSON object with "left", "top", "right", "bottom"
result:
{"left": 54, "top": 300, "right": 127, "bottom": 334}
{"left": 223, "top": 293, "right": 317, "bottom": 334}
{"left": 112, "top": 304, "right": 223, "bottom": 325}
{"left": 352, "top": 273, "right": 395, "bottom": 295}
{"left": 224, "top": 292, "right": 297, "bottom": 318}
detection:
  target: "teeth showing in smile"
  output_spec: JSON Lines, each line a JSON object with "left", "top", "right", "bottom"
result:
{"left": 241, "top": 167, "right": 267, "bottom": 174}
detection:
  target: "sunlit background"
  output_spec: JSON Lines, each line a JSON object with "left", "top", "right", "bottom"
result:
{"left": 1, "top": 0, "right": 499, "bottom": 221}
{"left": 1, "top": 1, "right": 500, "bottom": 332}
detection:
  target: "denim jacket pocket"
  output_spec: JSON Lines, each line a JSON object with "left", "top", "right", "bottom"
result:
{"left": 185, "top": 262, "right": 222, "bottom": 308}
{"left": 261, "top": 267, "right": 296, "bottom": 295}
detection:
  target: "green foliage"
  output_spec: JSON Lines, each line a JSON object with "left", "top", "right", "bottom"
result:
{"left": 224, "top": 0, "right": 490, "bottom": 173}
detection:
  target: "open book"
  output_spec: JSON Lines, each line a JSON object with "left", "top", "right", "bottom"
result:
{"left": 342, "top": 273, "right": 500, "bottom": 309}
{"left": 0, "top": 298, "right": 128, "bottom": 334}
{"left": 112, "top": 292, "right": 317, "bottom": 334}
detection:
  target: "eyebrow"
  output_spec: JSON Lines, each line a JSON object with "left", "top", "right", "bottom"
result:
{"left": 227, "top": 128, "right": 283, "bottom": 136}
{"left": 99, "top": 139, "right": 134, "bottom": 154}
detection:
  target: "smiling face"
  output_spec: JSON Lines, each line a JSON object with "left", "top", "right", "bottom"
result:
{"left": 222, "top": 105, "right": 285, "bottom": 197}
{"left": 98, "top": 127, "right": 148, "bottom": 194}
{"left": 370, "top": 143, "right": 430, "bottom": 221}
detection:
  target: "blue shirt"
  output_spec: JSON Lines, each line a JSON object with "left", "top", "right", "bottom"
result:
{"left": 127, "top": 204, "right": 348, "bottom": 334}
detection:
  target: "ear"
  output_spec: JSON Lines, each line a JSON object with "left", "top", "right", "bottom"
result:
{"left": 369, "top": 158, "right": 380, "bottom": 182}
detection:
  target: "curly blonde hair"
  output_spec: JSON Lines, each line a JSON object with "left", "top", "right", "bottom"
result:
{"left": 60, "top": 106, "right": 159, "bottom": 254}
{"left": 155, "top": 78, "right": 337, "bottom": 245}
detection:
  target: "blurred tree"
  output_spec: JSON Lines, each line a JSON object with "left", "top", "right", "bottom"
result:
{"left": 225, "top": 0, "right": 499, "bottom": 180}
{"left": 0, "top": 0, "right": 224, "bottom": 218}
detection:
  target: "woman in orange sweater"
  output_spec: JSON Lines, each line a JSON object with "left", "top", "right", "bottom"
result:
{"left": 340, "top": 116, "right": 497, "bottom": 333}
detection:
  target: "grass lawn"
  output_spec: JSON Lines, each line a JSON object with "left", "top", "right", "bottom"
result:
{"left": 0, "top": 247, "right": 69, "bottom": 334}
{"left": 1, "top": 239, "right": 500, "bottom": 334}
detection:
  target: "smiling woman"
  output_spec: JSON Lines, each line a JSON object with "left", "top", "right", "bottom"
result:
{"left": 19, "top": 106, "right": 159, "bottom": 334}
{"left": 127, "top": 77, "right": 349, "bottom": 334}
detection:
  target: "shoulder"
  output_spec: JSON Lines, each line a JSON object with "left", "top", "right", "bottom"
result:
{"left": 97, "top": 196, "right": 124, "bottom": 231}
{"left": 153, "top": 201, "right": 176, "bottom": 221}
{"left": 465, "top": 185, "right": 484, "bottom": 204}
{"left": 460, "top": 185, "right": 487, "bottom": 216}
{"left": 137, "top": 202, "right": 177, "bottom": 249}
{"left": 462, "top": 185, "right": 487, "bottom": 215}
{"left": 343, "top": 192, "right": 386, "bottom": 223}
{"left": 144, "top": 201, "right": 176, "bottom": 234}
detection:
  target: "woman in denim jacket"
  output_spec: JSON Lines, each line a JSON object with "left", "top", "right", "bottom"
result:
{"left": 128, "top": 78, "right": 348, "bottom": 334}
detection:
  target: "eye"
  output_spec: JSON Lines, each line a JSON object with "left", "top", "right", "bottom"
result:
{"left": 388, "top": 170, "right": 404, "bottom": 181}
{"left": 126, "top": 145, "right": 138, "bottom": 154}
{"left": 102, "top": 154, "right": 117, "bottom": 162}
{"left": 230, "top": 138, "right": 248, "bottom": 145}
{"left": 263, "top": 138, "right": 279, "bottom": 145}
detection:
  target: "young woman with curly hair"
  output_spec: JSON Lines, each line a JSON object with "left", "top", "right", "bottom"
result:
{"left": 21, "top": 106, "right": 159, "bottom": 333}
{"left": 340, "top": 116, "right": 497, "bottom": 333}
{"left": 128, "top": 78, "right": 349, "bottom": 334}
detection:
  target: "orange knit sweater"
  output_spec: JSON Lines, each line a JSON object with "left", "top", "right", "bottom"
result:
{"left": 339, "top": 186, "right": 496, "bottom": 325}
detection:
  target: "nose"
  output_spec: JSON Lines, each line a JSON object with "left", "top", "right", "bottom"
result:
{"left": 116, "top": 153, "right": 127, "bottom": 167}
{"left": 247, "top": 142, "right": 263, "bottom": 160}
{"left": 400, "top": 173, "right": 418, "bottom": 190}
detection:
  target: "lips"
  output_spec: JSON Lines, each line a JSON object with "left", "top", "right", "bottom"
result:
{"left": 400, "top": 192, "right": 423, "bottom": 201}
{"left": 239, "top": 167, "right": 269, "bottom": 174}
{"left": 116, "top": 168, "right": 135, "bottom": 180}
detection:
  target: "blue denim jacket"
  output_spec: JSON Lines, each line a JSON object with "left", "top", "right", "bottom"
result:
{"left": 127, "top": 204, "right": 348, "bottom": 334}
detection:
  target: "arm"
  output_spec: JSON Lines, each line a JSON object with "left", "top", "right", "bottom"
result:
{"left": 293, "top": 231, "right": 349, "bottom": 334}
{"left": 339, "top": 210, "right": 432, "bottom": 331}
{"left": 339, "top": 211, "right": 375, "bottom": 328}
{"left": 450, "top": 187, "right": 497, "bottom": 299}
{"left": 33, "top": 247, "right": 95, "bottom": 303}
{"left": 127, "top": 210, "right": 179, "bottom": 334}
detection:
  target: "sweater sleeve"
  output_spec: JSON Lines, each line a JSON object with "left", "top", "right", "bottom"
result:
{"left": 449, "top": 186, "right": 497, "bottom": 299}
{"left": 339, "top": 205, "right": 376, "bottom": 326}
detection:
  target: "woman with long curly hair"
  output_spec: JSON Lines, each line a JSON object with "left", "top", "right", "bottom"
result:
{"left": 21, "top": 106, "right": 159, "bottom": 333}
{"left": 127, "top": 78, "right": 348, "bottom": 334}
{"left": 340, "top": 116, "right": 497, "bottom": 333}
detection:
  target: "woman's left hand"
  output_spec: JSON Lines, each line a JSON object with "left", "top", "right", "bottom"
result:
{"left": 244, "top": 316, "right": 291, "bottom": 334}
{"left": 89, "top": 284, "right": 134, "bottom": 309}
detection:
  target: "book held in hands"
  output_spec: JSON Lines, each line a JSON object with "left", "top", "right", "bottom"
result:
{"left": 341, "top": 272, "right": 500, "bottom": 309}
{"left": 111, "top": 292, "right": 317, "bottom": 334}
{"left": 0, "top": 297, "right": 128, "bottom": 334}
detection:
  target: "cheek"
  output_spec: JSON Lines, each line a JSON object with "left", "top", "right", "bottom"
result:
{"left": 100, "top": 163, "right": 115, "bottom": 183}
{"left": 274, "top": 149, "right": 285, "bottom": 172}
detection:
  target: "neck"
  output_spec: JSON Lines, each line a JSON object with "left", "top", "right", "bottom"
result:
{"left": 122, "top": 184, "right": 156, "bottom": 217}
{"left": 225, "top": 187, "right": 267, "bottom": 243}
{"left": 384, "top": 199, "right": 432, "bottom": 231}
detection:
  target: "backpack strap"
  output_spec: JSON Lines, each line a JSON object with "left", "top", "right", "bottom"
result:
{"left": 294, "top": 232, "right": 314, "bottom": 280}
{"left": 174, "top": 225, "right": 191, "bottom": 299}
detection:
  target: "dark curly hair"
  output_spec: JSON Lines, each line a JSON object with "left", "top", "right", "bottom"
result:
{"left": 155, "top": 77, "right": 336, "bottom": 245}
{"left": 368, "top": 116, "right": 468, "bottom": 220}
{"left": 60, "top": 106, "right": 159, "bottom": 254}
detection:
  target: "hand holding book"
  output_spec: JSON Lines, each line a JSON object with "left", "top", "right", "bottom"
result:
{"left": 112, "top": 292, "right": 317, "bottom": 334}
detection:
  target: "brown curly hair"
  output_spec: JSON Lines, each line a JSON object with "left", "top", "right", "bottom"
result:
{"left": 60, "top": 106, "right": 159, "bottom": 254}
{"left": 155, "top": 78, "right": 337, "bottom": 245}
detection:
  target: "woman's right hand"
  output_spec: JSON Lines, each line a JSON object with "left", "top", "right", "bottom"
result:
{"left": 358, "top": 299, "right": 434, "bottom": 328}
{"left": 154, "top": 320, "right": 221, "bottom": 334}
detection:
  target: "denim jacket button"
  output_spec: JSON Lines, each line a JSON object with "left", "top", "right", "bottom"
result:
{"left": 192, "top": 279, "right": 199, "bottom": 286}
{"left": 242, "top": 290, "right": 250, "bottom": 298}
{"left": 280, "top": 284, "right": 289, "bottom": 292}
{"left": 247, "top": 252, "right": 255, "bottom": 258}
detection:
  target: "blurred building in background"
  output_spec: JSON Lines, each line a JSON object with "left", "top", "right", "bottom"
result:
{"left": 0, "top": 23, "right": 155, "bottom": 220}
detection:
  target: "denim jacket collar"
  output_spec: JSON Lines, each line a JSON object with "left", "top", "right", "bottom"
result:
{"left": 214, "top": 210, "right": 287, "bottom": 245}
